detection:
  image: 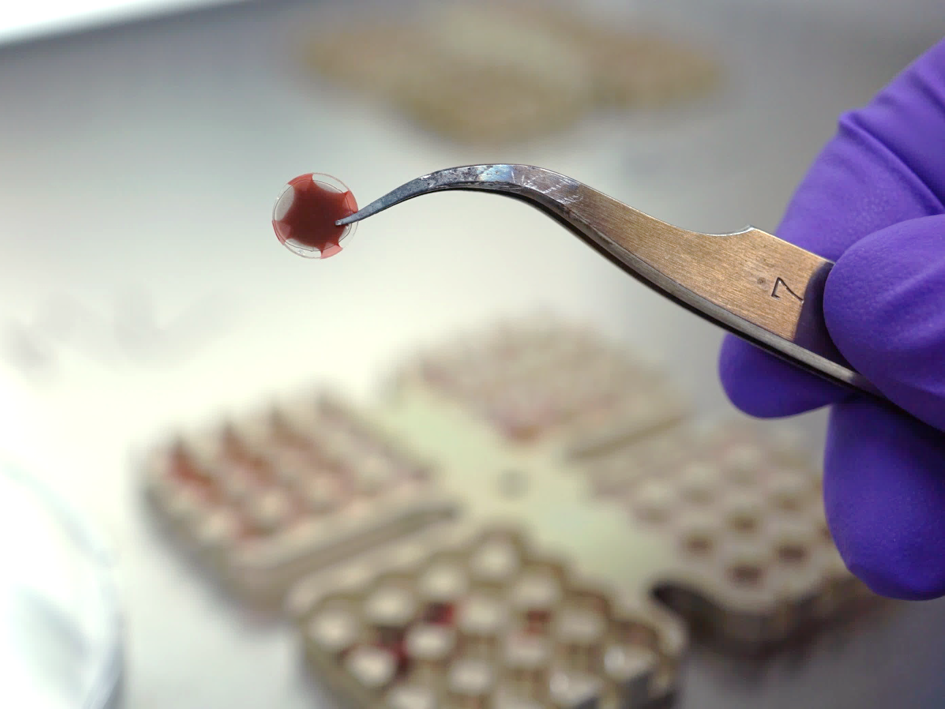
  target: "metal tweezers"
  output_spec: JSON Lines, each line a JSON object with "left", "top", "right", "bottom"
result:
{"left": 337, "top": 164, "right": 883, "bottom": 400}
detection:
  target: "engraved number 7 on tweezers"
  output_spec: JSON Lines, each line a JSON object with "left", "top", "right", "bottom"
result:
{"left": 337, "top": 164, "right": 882, "bottom": 400}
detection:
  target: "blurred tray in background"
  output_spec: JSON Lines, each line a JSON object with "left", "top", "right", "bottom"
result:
{"left": 295, "top": 1, "right": 720, "bottom": 145}
{"left": 145, "top": 313, "right": 884, "bottom": 708}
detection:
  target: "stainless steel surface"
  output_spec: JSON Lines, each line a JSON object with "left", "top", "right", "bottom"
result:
{"left": 0, "top": 1, "right": 944, "bottom": 708}
{"left": 338, "top": 164, "right": 875, "bottom": 396}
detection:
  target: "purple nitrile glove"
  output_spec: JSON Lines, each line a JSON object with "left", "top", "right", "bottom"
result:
{"left": 718, "top": 37, "right": 945, "bottom": 601}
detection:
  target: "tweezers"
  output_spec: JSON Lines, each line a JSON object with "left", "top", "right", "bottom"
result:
{"left": 337, "top": 164, "right": 882, "bottom": 400}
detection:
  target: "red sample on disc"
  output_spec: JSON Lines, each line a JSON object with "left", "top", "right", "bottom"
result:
{"left": 272, "top": 173, "right": 358, "bottom": 259}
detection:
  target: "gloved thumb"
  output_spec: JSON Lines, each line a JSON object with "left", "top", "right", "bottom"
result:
{"left": 825, "top": 214, "right": 945, "bottom": 430}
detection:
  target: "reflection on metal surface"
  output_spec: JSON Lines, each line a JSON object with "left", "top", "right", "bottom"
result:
{"left": 0, "top": 461, "right": 122, "bottom": 709}
{"left": 0, "top": 0, "right": 247, "bottom": 47}
{"left": 1, "top": 288, "right": 240, "bottom": 383}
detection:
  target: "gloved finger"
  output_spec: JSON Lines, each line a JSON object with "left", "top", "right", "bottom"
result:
{"left": 718, "top": 335, "right": 849, "bottom": 418}
{"left": 824, "top": 397, "right": 945, "bottom": 600}
{"left": 825, "top": 214, "right": 945, "bottom": 431}
{"left": 719, "top": 37, "right": 945, "bottom": 418}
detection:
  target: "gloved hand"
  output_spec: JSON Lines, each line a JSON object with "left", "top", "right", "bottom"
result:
{"left": 718, "top": 37, "right": 945, "bottom": 601}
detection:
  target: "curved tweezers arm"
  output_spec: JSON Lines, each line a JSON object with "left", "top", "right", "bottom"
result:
{"left": 338, "top": 164, "right": 881, "bottom": 398}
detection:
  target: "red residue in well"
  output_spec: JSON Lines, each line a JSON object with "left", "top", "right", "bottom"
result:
{"left": 167, "top": 446, "right": 218, "bottom": 500}
{"left": 425, "top": 603, "right": 455, "bottom": 626}
{"left": 272, "top": 174, "right": 357, "bottom": 257}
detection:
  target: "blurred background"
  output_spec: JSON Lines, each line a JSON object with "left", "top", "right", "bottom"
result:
{"left": 0, "top": 1, "right": 943, "bottom": 707}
